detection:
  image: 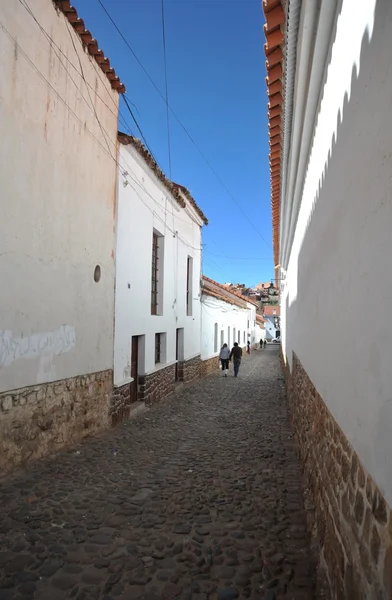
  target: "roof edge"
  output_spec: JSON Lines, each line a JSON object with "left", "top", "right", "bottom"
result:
{"left": 263, "top": 0, "right": 286, "bottom": 268}
{"left": 54, "top": 0, "right": 125, "bottom": 94}
{"left": 202, "top": 276, "right": 259, "bottom": 307}
{"left": 118, "top": 132, "right": 208, "bottom": 225}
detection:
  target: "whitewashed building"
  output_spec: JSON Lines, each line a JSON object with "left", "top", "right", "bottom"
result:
{"left": 0, "top": 0, "right": 124, "bottom": 471}
{"left": 263, "top": 0, "right": 392, "bottom": 596}
{"left": 114, "top": 134, "right": 208, "bottom": 408}
{"left": 255, "top": 315, "right": 266, "bottom": 346}
{"left": 200, "top": 277, "right": 258, "bottom": 374}
{"left": 263, "top": 305, "right": 280, "bottom": 341}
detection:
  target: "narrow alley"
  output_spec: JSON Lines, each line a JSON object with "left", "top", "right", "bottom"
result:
{"left": 0, "top": 348, "right": 314, "bottom": 600}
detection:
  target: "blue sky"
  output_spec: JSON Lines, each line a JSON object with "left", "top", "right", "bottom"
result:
{"left": 80, "top": 0, "right": 272, "bottom": 288}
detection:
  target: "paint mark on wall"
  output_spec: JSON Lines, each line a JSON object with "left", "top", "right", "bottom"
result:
{"left": 0, "top": 326, "right": 76, "bottom": 368}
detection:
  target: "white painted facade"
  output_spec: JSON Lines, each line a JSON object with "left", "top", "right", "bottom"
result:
{"left": 201, "top": 281, "right": 257, "bottom": 359}
{"left": 264, "top": 314, "right": 279, "bottom": 341}
{"left": 114, "top": 139, "right": 205, "bottom": 386}
{"left": 280, "top": 0, "right": 392, "bottom": 504}
{"left": 255, "top": 323, "right": 265, "bottom": 346}
{"left": 0, "top": 0, "right": 120, "bottom": 392}
{"left": 264, "top": 318, "right": 275, "bottom": 340}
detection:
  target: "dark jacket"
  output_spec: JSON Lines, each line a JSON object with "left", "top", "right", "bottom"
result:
{"left": 230, "top": 345, "right": 243, "bottom": 361}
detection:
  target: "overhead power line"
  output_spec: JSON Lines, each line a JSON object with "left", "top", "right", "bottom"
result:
{"left": 123, "top": 95, "right": 158, "bottom": 162}
{"left": 9, "top": 3, "right": 255, "bottom": 284}
{"left": 96, "top": 0, "right": 272, "bottom": 250}
{"left": 160, "top": 0, "right": 172, "bottom": 179}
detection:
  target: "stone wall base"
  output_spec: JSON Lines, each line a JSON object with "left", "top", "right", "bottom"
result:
{"left": 0, "top": 370, "right": 112, "bottom": 474}
{"left": 181, "top": 355, "right": 201, "bottom": 384}
{"left": 138, "top": 364, "right": 176, "bottom": 405}
{"left": 284, "top": 351, "right": 392, "bottom": 599}
{"left": 111, "top": 382, "right": 131, "bottom": 426}
{"left": 200, "top": 355, "right": 219, "bottom": 377}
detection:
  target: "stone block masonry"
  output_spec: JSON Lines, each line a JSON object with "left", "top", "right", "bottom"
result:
{"left": 0, "top": 370, "right": 112, "bottom": 474}
{"left": 200, "top": 355, "right": 219, "bottom": 377}
{"left": 111, "top": 382, "right": 131, "bottom": 426}
{"left": 181, "top": 354, "right": 201, "bottom": 383}
{"left": 138, "top": 364, "right": 176, "bottom": 405}
{"left": 284, "top": 352, "right": 392, "bottom": 599}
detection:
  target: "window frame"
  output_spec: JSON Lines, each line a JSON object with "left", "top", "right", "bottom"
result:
{"left": 186, "top": 256, "right": 193, "bottom": 316}
{"left": 155, "top": 333, "right": 161, "bottom": 364}
{"left": 151, "top": 233, "right": 159, "bottom": 315}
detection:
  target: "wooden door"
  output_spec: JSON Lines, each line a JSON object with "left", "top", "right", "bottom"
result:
{"left": 130, "top": 336, "right": 138, "bottom": 403}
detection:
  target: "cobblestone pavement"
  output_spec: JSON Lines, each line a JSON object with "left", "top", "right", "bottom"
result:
{"left": 0, "top": 347, "right": 315, "bottom": 600}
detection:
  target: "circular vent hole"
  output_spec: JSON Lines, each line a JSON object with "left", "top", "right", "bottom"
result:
{"left": 94, "top": 265, "right": 101, "bottom": 282}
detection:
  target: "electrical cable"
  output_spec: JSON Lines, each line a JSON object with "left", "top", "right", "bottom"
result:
{"left": 2, "top": 11, "right": 257, "bottom": 286}
{"left": 19, "top": 0, "right": 247, "bottom": 282}
{"left": 160, "top": 0, "right": 172, "bottom": 179}
{"left": 96, "top": 0, "right": 272, "bottom": 249}
{"left": 123, "top": 95, "right": 158, "bottom": 163}
{"left": 0, "top": 19, "right": 201, "bottom": 259}
{"left": 19, "top": 0, "right": 135, "bottom": 138}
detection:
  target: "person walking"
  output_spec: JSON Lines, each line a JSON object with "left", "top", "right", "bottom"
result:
{"left": 264, "top": 339, "right": 267, "bottom": 348}
{"left": 260, "top": 338, "right": 263, "bottom": 350}
{"left": 229, "top": 342, "right": 243, "bottom": 378}
{"left": 219, "top": 343, "right": 230, "bottom": 377}
{"left": 247, "top": 341, "right": 251, "bottom": 354}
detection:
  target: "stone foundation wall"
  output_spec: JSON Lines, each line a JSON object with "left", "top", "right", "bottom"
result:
{"left": 138, "top": 364, "right": 176, "bottom": 405}
{"left": 111, "top": 382, "right": 131, "bottom": 426}
{"left": 181, "top": 355, "right": 201, "bottom": 384}
{"left": 0, "top": 370, "right": 112, "bottom": 474}
{"left": 285, "top": 351, "right": 392, "bottom": 599}
{"left": 200, "top": 355, "right": 219, "bottom": 377}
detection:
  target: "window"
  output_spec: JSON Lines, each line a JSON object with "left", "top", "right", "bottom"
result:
{"left": 151, "top": 233, "right": 159, "bottom": 315}
{"left": 155, "top": 332, "right": 166, "bottom": 364}
{"left": 220, "top": 329, "right": 224, "bottom": 348}
{"left": 243, "top": 331, "right": 245, "bottom": 343}
{"left": 238, "top": 330, "right": 241, "bottom": 344}
{"left": 151, "top": 231, "right": 164, "bottom": 315}
{"left": 186, "top": 256, "right": 193, "bottom": 316}
{"left": 233, "top": 328, "right": 236, "bottom": 345}
{"left": 155, "top": 333, "right": 161, "bottom": 364}
{"left": 228, "top": 326, "right": 231, "bottom": 348}
{"left": 247, "top": 320, "right": 250, "bottom": 329}
{"left": 214, "top": 323, "right": 218, "bottom": 353}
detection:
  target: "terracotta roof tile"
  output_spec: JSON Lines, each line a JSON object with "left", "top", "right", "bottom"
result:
{"left": 118, "top": 133, "right": 208, "bottom": 225}
{"left": 268, "top": 93, "right": 282, "bottom": 109}
{"left": 267, "top": 81, "right": 281, "bottom": 97}
{"left": 172, "top": 182, "right": 208, "bottom": 225}
{"left": 263, "top": 305, "right": 280, "bottom": 317}
{"left": 263, "top": 0, "right": 285, "bottom": 270}
{"left": 202, "top": 288, "right": 243, "bottom": 308}
{"left": 53, "top": 0, "right": 125, "bottom": 93}
{"left": 265, "top": 4, "right": 284, "bottom": 31}
{"left": 202, "top": 276, "right": 259, "bottom": 307}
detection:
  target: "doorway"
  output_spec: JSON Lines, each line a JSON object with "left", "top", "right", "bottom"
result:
{"left": 130, "top": 336, "right": 139, "bottom": 403}
{"left": 175, "top": 328, "right": 184, "bottom": 381}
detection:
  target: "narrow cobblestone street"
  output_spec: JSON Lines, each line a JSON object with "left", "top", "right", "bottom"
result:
{"left": 0, "top": 348, "right": 315, "bottom": 600}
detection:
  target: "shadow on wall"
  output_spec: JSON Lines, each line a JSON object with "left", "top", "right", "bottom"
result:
{"left": 286, "top": 0, "right": 377, "bottom": 310}
{"left": 284, "top": 0, "right": 392, "bottom": 597}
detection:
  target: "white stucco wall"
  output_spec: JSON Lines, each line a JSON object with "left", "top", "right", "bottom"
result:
{"left": 201, "top": 296, "right": 250, "bottom": 360}
{"left": 281, "top": 0, "right": 392, "bottom": 504}
{"left": 256, "top": 325, "right": 265, "bottom": 344}
{"left": 247, "top": 303, "right": 257, "bottom": 348}
{"left": 0, "top": 0, "right": 119, "bottom": 392}
{"left": 114, "top": 143, "right": 203, "bottom": 385}
{"left": 264, "top": 316, "right": 279, "bottom": 340}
